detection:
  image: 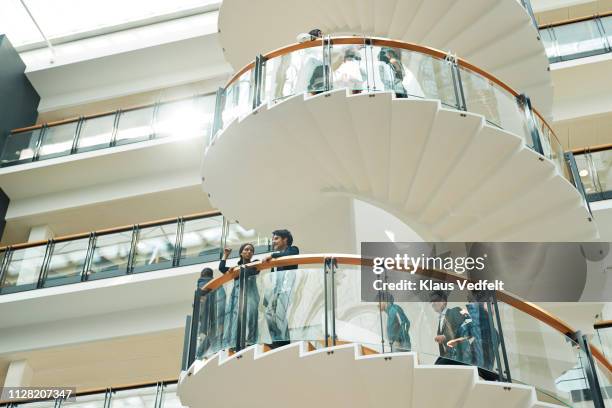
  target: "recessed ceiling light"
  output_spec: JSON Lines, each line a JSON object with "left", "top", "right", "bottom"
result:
{"left": 579, "top": 169, "right": 589, "bottom": 177}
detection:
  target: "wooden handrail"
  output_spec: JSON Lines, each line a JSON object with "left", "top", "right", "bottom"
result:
{"left": 0, "top": 210, "right": 222, "bottom": 252}
{"left": 201, "top": 253, "right": 612, "bottom": 373}
{"left": 594, "top": 320, "right": 612, "bottom": 330}
{"left": 572, "top": 143, "right": 612, "bottom": 155}
{"left": 10, "top": 92, "right": 215, "bottom": 135}
{"left": 539, "top": 10, "right": 612, "bottom": 30}
{"left": 222, "top": 36, "right": 561, "bottom": 151}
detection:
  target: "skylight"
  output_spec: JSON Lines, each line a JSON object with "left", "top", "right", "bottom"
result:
{"left": 0, "top": 0, "right": 218, "bottom": 48}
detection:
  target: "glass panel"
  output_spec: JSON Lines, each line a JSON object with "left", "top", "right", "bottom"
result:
{"left": 334, "top": 265, "right": 384, "bottom": 352}
{"left": 460, "top": 68, "right": 531, "bottom": 146}
{"left": 593, "top": 359, "right": 612, "bottom": 406}
{"left": 38, "top": 121, "right": 79, "bottom": 159}
{"left": 602, "top": 16, "right": 612, "bottom": 49}
{"left": 371, "top": 46, "right": 457, "bottom": 107}
{"left": 575, "top": 154, "right": 598, "bottom": 197}
{"left": 132, "top": 223, "right": 178, "bottom": 273}
{"left": 44, "top": 237, "right": 90, "bottom": 287}
{"left": 330, "top": 43, "right": 369, "bottom": 92}
{"left": 87, "top": 230, "right": 133, "bottom": 280}
{"left": 593, "top": 326, "right": 611, "bottom": 362}
{"left": 1, "top": 129, "right": 41, "bottom": 166}
{"left": 62, "top": 392, "right": 107, "bottom": 408}
{"left": 541, "top": 28, "right": 560, "bottom": 60}
{"left": 221, "top": 70, "right": 253, "bottom": 131}
{"left": 193, "top": 94, "right": 215, "bottom": 143}
{"left": 77, "top": 114, "right": 115, "bottom": 152}
{"left": 179, "top": 216, "right": 223, "bottom": 265}
{"left": 263, "top": 45, "right": 325, "bottom": 104}
{"left": 197, "top": 278, "right": 233, "bottom": 358}
{"left": 115, "top": 106, "right": 155, "bottom": 145}
{"left": 590, "top": 149, "right": 612, "bottom": 195}
{"left": 154, "top": 98, "right": 207, "bottom": 141}
{"left": 14, "top": 400, "right": 58, "bottom": 408}
{"left": 109, "top": 385, "right": 158, "bottom": 408}
{"left": 224, "top": 221, "right": 269, "bottom": 257}
{"left": 554, "top": 19, "right": 607, "bottom": 60}
{"left": 0, "top": 246, "right": 46, "bottom": 292}
{"left": 160, "top": 383, "right": 183, "bottom": 408}
{"left": 496, "top": 301, "right": 590, "bottom": 406}
{"left": 250, "top": 267, "right": 325, "bottom": 348}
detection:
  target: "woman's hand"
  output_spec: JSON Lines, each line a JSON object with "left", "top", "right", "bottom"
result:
{"left": 223, "top": 247, "right": 232, "bottom": 259}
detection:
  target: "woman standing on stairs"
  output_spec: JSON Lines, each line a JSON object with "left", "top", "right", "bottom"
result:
{"left": 219, "top": 243, "right": 260, "bottom": 349}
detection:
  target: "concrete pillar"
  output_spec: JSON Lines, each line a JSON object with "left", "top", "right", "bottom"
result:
{"left": 3, "top": 360, "right": 33, "bottom": 387}
{"left": 28, "top": 225, "right": 54, "bottom": 242}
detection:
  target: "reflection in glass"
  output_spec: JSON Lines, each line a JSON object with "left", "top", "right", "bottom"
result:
{"left": 540, "top": 28, "right": 559, "bottom": 60}
{"left": 44, "top": 237, "right": 89, "bottom": 286}
{"left": 1, "top": 129, "right": 42, "bottom": 166}
{"left": 132, "top": 223, "right": 178, "bottom": 273}
{"left": 179, "top": 216, "right": 224, "bottom": 265}
{"left": 77, "top": 114, "right": 115, "bottom": 152}
{"left": 331, "top": 44, "right": 368, "bottom": 92}
{"left": 88, "top": 230, "right": 134, "bottom": 279}
{"left": 263, "top": 46, "right": 325, "bottom": 103}
{"left": 62, "top": 392, "right": 107, "bottom": 408}
{"left": 115, "top": 107, "right": 155, "bottom": 145}
{"left": 38, "top": 121, "right": 79, "bottom": 159}
{"left": 1, "top": 246, "right": 46, "bottom": 292}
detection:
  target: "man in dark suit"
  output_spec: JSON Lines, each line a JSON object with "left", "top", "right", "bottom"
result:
{"left": 430, "top": 290, "right": 464, "bottom": 358}
{"left": 262, "top": 229, "right": 299, "bottom": 348}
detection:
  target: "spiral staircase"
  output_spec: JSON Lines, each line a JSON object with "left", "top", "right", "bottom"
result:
{"left": 179, "top": 1, "right": 607, "bottom": 407}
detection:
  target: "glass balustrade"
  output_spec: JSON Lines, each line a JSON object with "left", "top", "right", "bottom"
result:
{"left": 0, "top": 93, "right": 215, "bottom": 168}
{"left": 0, "top": 213, "right": 267, "bottom": 295}
{"left": 0, "top": 381, "right": 183, "bottom": 408}
{"left": 189, "top": 257, "right": 611, "bottom": 408}
{"left": 540, "top": 14, "right": 612, "bottom": 63}
{"left": 210, "top": 37, "right": 579, "bottom": 199}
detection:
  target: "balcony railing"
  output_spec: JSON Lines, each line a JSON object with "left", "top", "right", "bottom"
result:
{"left": 573, "top": 144, "right": 612, "bottom": 202}
{"left": 0, "top": 212, "right": 269, "bottom": 295}
{"left": 208, "top": 36, "right": 589, "bottom": 210}
{"left": 539, "top": 12, "right": 612, "bottom": 63}
{"left": 0, "top": 380, "right": 180, "bottom": 408}
{"left": 1, "top": 94, "right": 215, "bottom": 168}
{"left": 185, "top": 254, "right": 612, "bottom": 408}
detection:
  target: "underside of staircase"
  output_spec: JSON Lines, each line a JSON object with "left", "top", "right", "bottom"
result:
{"left": 178, "top": 342, "right": 567, "bottom": 408}
{"left": 202, "top": 90, "right": 596, "bottom": 248}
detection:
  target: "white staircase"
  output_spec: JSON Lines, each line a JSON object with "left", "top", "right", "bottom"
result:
{"left": 202, "top": 90, "right": 596, "bottom": 248}
{"left": 218, "top": 0, "right": 553, "bottom": 118}
{"left": 178, "top": 342, "right": 568, "bottom": 408}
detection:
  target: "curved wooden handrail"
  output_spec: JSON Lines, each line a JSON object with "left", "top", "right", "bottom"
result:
{"left": 201, "top": 253, "right": 612, "bottom": 374}
{"left": 572, "top": 143, "right": 612, "bottom": 155}
{"left": 594, "top": 320, "right": 612, "bottom": 330}
{"left": 222, "top": 36, "right": 562, "bottom": 151}
{"left": 0, "top": 210, "right": 221, "bottom": 252}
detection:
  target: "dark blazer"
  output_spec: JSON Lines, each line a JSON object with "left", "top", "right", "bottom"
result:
{"left": 270, "top": 246, "right": 299, "bottom": 271}
{"left": 437, "top": 306, "right": 464, "bottom": 357}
